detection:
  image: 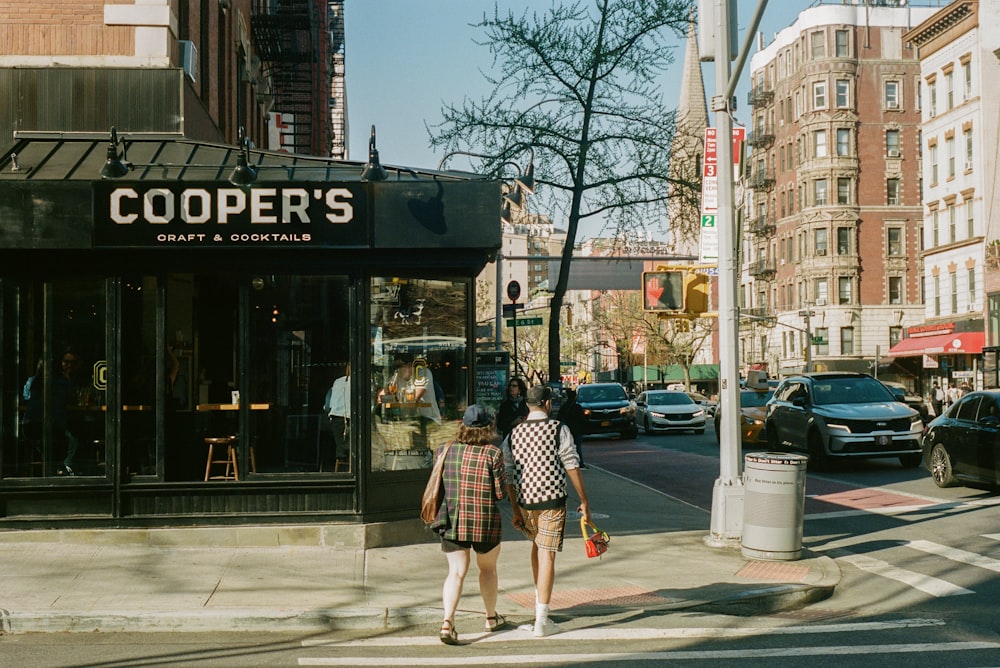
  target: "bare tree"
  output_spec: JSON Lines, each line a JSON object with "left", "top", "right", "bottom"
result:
{"left": 431, "top": 0, "right": 697, "bottom": 384}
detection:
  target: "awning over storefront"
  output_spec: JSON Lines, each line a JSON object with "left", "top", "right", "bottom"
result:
{"left": 887, "top": 332, "right": 984, "bottom": 357}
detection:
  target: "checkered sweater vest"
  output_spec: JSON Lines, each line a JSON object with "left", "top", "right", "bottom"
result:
{"left": 509, "top": 418, "right": 567, "bottom": 508}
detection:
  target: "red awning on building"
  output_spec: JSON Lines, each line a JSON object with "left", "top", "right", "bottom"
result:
{"left": 886, "top": 332, "right": 985, "bottom": 357}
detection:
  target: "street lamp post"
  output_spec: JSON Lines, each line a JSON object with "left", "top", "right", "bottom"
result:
{"left": 798, "top": 305, "right": 814, "bottom": 373}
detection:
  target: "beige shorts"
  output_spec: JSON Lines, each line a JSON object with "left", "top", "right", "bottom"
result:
{"left": 519, "top": 506, "right": 567, "bottom": 552}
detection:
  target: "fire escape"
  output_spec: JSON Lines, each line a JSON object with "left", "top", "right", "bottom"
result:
{"left": 251, "top": 0, "right": 326, "bottom": 155}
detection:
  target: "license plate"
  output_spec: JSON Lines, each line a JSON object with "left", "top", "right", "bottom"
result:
{"left": 876, "top": 435, "right": 892, "bottom": 446}
{"left": 601, "top": 420, "right": 612, "bottom": 427}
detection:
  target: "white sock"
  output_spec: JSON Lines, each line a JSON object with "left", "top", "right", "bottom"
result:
{"left": 535, "top": 603, "right": 550, "bottom": 624}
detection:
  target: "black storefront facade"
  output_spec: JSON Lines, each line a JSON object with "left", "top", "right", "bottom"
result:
{"left": 0, "top": 135, "right": 500, "bottom": 536}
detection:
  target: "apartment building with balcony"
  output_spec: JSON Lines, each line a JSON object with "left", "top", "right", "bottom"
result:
{"left": 899, "top": 1, "right": 1000, "bottom": 392}
{"left": 743, "top": 1, "right": 936, "bottom": 382}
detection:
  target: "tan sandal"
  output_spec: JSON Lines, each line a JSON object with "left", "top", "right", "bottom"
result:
{"left": 439, "top": 619, "right": 458, "bottom": 645}
{"left": 485, "top": 612, "right": 507, "bottom": 632}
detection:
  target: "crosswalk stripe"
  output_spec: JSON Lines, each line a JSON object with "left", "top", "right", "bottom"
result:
{"left": 838, "top": 552, "right": 973, "bottom": 597}
{"left": 302, "top": 618, "right": 945, "bottom": 647}
{"left": 982, "top": 533, "right": 1000, "bottom": 541}
{"left": 297, "top": 642, "right": 1000, "bottom": 665}
{"left": 908, "top": 539, "right": 1000, "bottom": 573}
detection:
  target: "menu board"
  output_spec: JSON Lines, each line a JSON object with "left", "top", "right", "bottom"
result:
{"left": 475, "top": 350, "right": 510, "bottom": 413}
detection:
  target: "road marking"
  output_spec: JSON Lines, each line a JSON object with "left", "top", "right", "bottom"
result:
{"left": 908, "top": 539, "right": 1000, "bottom": 573}
{"left": 302, "top": 618, "right": 945, "bottom": 646}
{"left": 838, "top": 553, "right": 973, "bottom": 597}
{"left": 297, "top": 642, "right": 1000, "bottom": 665}
{"left": 983, "top": 533, "right": 1000, "bottom": 541}
{"left": 807, "top": 498, "right": 1000, "bottom": 522}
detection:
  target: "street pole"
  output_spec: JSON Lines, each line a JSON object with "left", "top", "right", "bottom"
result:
{"left": 706, "top": 0, "right": 769, "bottom": 547}
{"left": 799, "top": 304, "right": 813, "bottom": 373}
{"left": 706, "top": 0, "right": 743, "bottom": 546}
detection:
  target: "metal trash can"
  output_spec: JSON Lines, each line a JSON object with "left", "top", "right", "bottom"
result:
{"left": 741, "top": 452, "right": 808, "bottom": 561}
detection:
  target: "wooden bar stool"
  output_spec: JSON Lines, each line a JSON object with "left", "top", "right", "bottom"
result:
{"left": 204, "top": 436, "right": 239, "bottom": 481}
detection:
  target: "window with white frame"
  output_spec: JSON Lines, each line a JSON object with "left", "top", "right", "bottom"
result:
{"left": 890, "top": 326, "right": 903, "bottom": 348}
{"left": 814, "top": 277, "right": 828, "bottom": 304}
{"left": 951, "top": 271, "right": 958, "bottom": 313}
{"left": 887, "top": 227, "right": 903, "bottom": 256}
{"left": 835, "top": 29, "right": 849, "bottom": 57}
{"left": 814, "top": 178, "right": 828, "bottom": 205}
{"left": 886, "top": 129, "right": 900, "bottom": 157}
{"left": 948, "top": 203, "right": 956, "bottom": 243}
{"left": 836, "top": 79, "right": 850, "bottom": 108}
{"left": 945, "top": 71, "right": 954, "bottom": 110}
{"left": 813, "top": 130, "right": 827, "bottom": 157}
{"left": 888, "top": 276, "right": 903, "bottom": 304}
{"left": 946, "top": 136, "right": 955, "bottom": 179}
{"left": 887, "top": 178, "right": 900, "bottom": 206}
{"left": 837, "top": 227, "right": 850, "bottom": 255}
{"left": 837, "top": 177, "right": 851, "bottom": 205}
{"left": 813, "top": 81, "right": 827, "bottom": 109}
{"left": 929, "top": 144, "right": 938, "bottom": 184}
{"left": 934, "top": 274, "right": 940, "bottom": 316}
{"left": 932, "top": 208, "right": 939, "bottom": 246}
{"left": 963, "top": 59, "right": 972, "bottom": 99}
{"left": 815, "top": 327, "right": 830, "bottom": 355}
{"left": 840, "top": 327, "right": 854, "bottom": 355}
{"left": 928, "top": 79, "right": 937, "bottom": 117}
{"left": 966, "top": 198, "right": 974, "bottom": 237}
{"left": 836, "top": 128, "right": 850, "bottom": 156}
{"left": 884, "top": 80, "right": 900, "bottom": 109}
{"left": 815, "top": 228, "right": 828, "bottom": 255}
{"left": 969, "top": 267, "right": 977, "bottom": 308}
{"left": 811, "top": 30, "right": 825, "bottom": 59}
{"left": 965, "top": 128, "right": 973, "bottom": 169}
{"left": 838, "top": 276, "right": 852, "bottom": 304}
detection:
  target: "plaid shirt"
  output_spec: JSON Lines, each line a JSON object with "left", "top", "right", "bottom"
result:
{"left": 436, "top": 441, "right": 507, "bottom": 544}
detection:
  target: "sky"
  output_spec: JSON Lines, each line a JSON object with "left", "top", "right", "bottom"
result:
{"left": 343, "top": 0, "right": 817, "bottom": 238}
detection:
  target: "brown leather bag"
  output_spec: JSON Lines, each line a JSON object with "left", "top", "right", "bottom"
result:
{"left": 420, "top": 441, "right": 453, "bottom": 526}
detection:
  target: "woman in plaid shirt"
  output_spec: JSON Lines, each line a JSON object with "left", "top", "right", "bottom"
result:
{"left": 434, "top": 404, "right": 509, "bottom": 645}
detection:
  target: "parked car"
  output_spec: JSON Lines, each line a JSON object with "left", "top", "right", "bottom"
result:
{"left": 880, "top": 380, "right": 930, "bottom": 423}
{"left": 764, "top": 372, "right": 924, "bottom": 470}
{"left": 714, "top": 388, "right": 774, "bottom": 446}
{"left": 922, "top": 389, "right": 1000, "bottom": 489}
{"left": 576, "top": 383, "right": 637, "bottom": 439}
{"left": 634, "top": 390, "right": 706, "bottom": 434}
{"left": 685, "top": 391, "right": 718, "bottom": 417}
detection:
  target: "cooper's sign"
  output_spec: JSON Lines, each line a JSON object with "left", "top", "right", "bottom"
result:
{"left": 93, "top": 182, "right": 368, "bottom": 248}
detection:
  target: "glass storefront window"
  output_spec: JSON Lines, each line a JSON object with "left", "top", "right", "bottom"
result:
{"left": 3, "top": 278, "right": 108, "bottom": 478}
{"left": 370, "top": 277, "right": 469, "bottom": 472}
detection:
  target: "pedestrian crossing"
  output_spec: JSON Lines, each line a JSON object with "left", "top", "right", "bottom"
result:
{"left": 295, "top": 618, "right": 999, "bottom": 665}
{"left": 837, "top": 534, "right": 1000, "bottom": 598}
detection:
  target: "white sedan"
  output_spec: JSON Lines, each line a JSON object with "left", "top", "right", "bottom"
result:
{"left": 634, "top": 390, "right": 706, "bottom": 434}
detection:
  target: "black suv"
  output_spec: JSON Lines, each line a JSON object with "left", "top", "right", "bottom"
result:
{"left": 764, "top": 372, "right": 924, "bottom": 470}
{"left": 575, "top": 383, "right": 637, "bottom": 439}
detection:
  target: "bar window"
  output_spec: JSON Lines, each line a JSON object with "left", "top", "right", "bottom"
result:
{"left": 371, "top": 277, "right": 469, "bottom": 472}
{"left": 4, "top": 278, "right": 108, "bottom": 479}
{"left": 840, "top": 327, "right": 854, "bottom": 355}
{"left": 887, "top": 227, "right": 903, "bottom": 256}
{"left": 884, "top": 80, "right": 900, "bottom": 110}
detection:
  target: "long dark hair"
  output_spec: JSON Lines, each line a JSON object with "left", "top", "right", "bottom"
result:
{"left": 506, "top": 377, "right": 527, "bottom": 400}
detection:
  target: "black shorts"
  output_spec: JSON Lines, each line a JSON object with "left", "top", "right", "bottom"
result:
{"left": 441, "top": 537, "right": 500, "bottom": 554}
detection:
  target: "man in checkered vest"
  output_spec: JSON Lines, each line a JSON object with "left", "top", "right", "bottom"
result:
{"left": 501, "top": 384, "right": 591, "bottom": 638}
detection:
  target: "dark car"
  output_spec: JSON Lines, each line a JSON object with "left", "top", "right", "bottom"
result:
{"left": 576, "top": 383, "right": 637, "bottom": 439}
{"left": 922, "top": 389, "right": 1000, "bottom": 489}
{"left": 764, "top": 372, "right": 924, "bottom": 470}
{"left": 881, "top": 380, "right": 931, "bottom": 423}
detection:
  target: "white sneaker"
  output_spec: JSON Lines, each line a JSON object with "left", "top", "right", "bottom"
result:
{"left": 532, "top": 618, "right": 561, "bottom": 637}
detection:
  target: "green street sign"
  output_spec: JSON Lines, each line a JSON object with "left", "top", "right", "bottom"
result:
{"left": 560, "top": 361, "right": 574, "bottom": 367}
{"left": 506, "top": 317, "right": 543, "bottom": 327}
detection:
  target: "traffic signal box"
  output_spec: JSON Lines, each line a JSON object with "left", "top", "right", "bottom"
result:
{"left": 642, "top": 266, "right": 712, "bottom": 318}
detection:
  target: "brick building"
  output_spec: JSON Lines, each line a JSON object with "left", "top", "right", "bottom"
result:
{"left": 743, "top": 1, "right": 937, "bottom": 387}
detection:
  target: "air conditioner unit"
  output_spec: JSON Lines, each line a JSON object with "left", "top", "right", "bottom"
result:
{"left": 887, "top": 100, "right": 899, "bottom": 110}
{"left": 965, "top": 161, "right": 973, "bottom": 172}
{"left": 179, "top": 40, "right": 198, "bottom": 83}
{"left": 887, "top": 149, "right": 900, "bottom": 158}
{"left": 815, "top": 298, "right": 827, "bottom": 306}
{"left": 816, "top": 248, "right": 827, "bottom": 256}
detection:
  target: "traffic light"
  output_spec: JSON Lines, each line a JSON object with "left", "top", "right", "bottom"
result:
{"left": 643, "top": 270, "right": 685, "bottom": 312}
{"left": 642, "top": 268, "right": 711, "bottom": 316}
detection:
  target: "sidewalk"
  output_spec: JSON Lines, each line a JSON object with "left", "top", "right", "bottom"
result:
{"left": 0, "top": 466, "right": 840, "bottom": 634}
